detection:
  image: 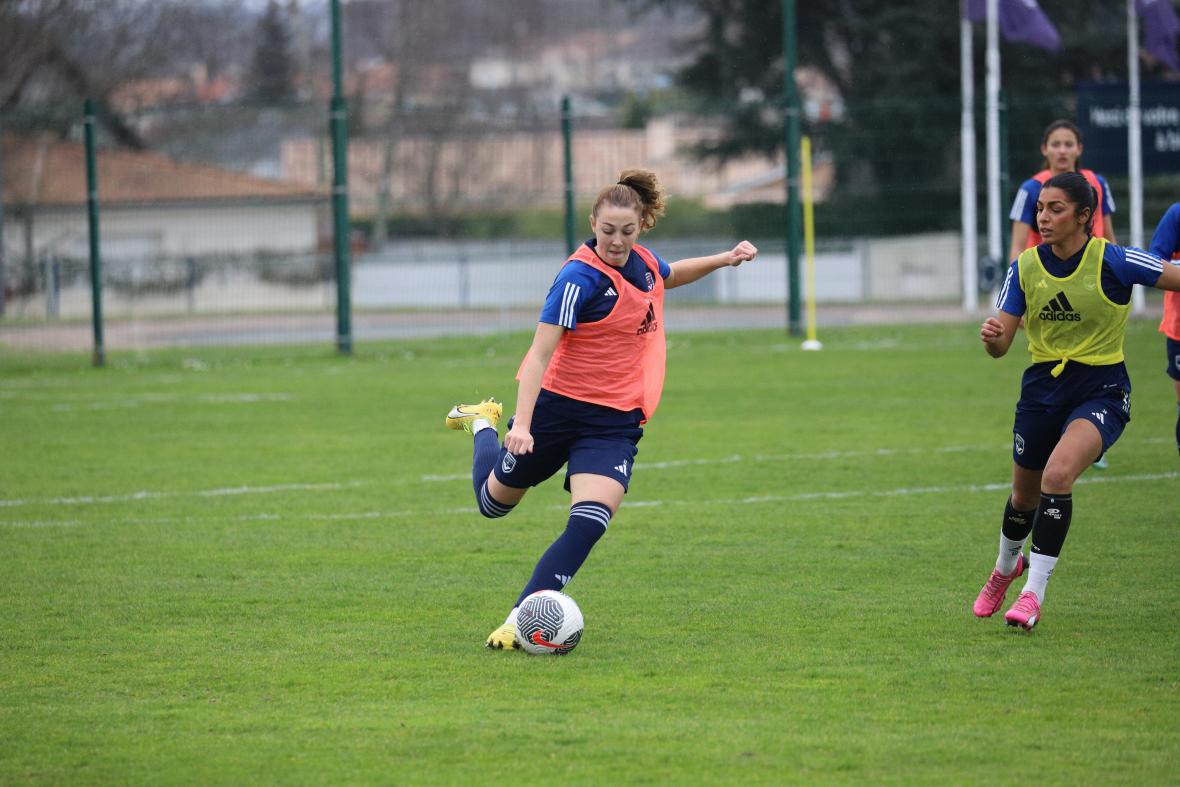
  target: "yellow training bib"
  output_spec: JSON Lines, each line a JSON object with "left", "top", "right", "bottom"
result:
{"left": 1017, "top": 238, "right": 1128, "bottom": 377}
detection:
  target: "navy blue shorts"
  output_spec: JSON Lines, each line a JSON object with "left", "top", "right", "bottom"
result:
{"left": 1167, "top": 337, "right": 1180, "bottom": 382}
{"left": 1012, "top": 386, "right": 1131, "bottom": 469}
{"left": 492, "top": 412, "right": 643, "bottom": 493}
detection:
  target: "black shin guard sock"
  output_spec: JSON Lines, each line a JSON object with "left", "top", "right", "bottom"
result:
{"left": 1030, "top": 492, "right": 1073, "bottom": 558}
{"left": 1001, "top": 495, "right": 1036, "bottom": 542}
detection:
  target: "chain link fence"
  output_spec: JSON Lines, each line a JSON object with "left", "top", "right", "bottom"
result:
{"left": 2, "top": 91, "right": 1175, "bottom": 354}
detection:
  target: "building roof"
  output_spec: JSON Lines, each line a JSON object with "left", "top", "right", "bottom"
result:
{"left": 2, "top": 135, "right": 324, "bottom": 208}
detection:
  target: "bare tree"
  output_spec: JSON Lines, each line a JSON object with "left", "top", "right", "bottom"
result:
{"left": 0, "top": 0, "right": 258, "bottom": 145}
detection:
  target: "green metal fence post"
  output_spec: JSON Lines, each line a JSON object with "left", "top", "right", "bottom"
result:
{"left": 562, "top": 95, "right": 576, "bottom": 255}
{"left": 330, "top": 0, "right": 352, "bottom": 355}
{"left": 83, "top": 99, "right": 105, "bottom": 367}
{"left": 782, "top": 0, "right": 803, "bottom": 336}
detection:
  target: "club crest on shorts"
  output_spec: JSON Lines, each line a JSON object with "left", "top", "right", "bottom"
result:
{"left": 502, "top": 452, "right": 517, "bottom": 474}
{"left": 1014, "top": 433, "right": 1025, "bottom": 455}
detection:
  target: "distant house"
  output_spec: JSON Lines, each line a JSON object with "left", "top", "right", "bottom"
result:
{"left": 282, "top": 116, "right": 812, "bottom": 217}
{"left": 1, "top": 134, "right": 328, "bottom": 271}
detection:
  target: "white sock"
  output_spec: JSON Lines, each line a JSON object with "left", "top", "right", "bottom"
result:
{"left": 505, "top": 607, "right": 518, "bottom": 627}
{"left": 996, "top": 534, "right": 1026, "bottom": 575}
{"left": 1023, "top": 553, "right": 1058, "bottom": 602}
{"left": 472, "top": 417, "right": 492, "bottom": 434}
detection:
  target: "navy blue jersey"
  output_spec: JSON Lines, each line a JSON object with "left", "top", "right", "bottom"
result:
{"left": 1149, "top": 202, "right": 1180, "bottom": 260}
{"left": 995, "top": 240, "right": 1165, "bottom": 314}
{"left": 994, "top": 239, "right": 1165, "bottom": 407}
{"left": 538, "top": 239, "right": 671, "bottom": 329}
{"left": 534, "top": 389, "right": 644, "bottom": 428}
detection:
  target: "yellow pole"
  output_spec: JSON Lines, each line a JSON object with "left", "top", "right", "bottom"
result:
{"left": 800, "top": 135, "right": 822, "bottom": 350}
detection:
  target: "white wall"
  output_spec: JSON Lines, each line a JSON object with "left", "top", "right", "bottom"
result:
{"left": 351, "top": 232, "right": 962, "bottom": 308}
{"left": 3, "top": 202, "right": 321, "bottom": 262}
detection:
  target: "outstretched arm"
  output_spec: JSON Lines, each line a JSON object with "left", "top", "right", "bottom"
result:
{"left": 506, "top": 322, "right": 564, "bottom": 455}
{"left": 1156, "top": 261, "right": 1180, "bottom": 291}
{"left": 980, "top": 310, "right": 1021, "bottom": 359}
{"left": 665, "top": 241, "right": 758, "bottom": 290}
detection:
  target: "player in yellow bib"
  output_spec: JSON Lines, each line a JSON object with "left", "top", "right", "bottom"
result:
{"left": 973, "top": 172, "right": 1180, "bottom": 631}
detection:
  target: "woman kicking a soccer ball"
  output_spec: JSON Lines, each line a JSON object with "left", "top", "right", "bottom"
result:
{"left": 973, "top": 171, "right": 1180, "bottom": 631}
{"left": 446, "top": 168, "right": 757, "bottom": 649}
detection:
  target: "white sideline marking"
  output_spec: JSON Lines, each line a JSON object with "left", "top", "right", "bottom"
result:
{"left": 0, "top": 481, "right": 361, "bottom": 509}
{"left": 419, "top": 445, "right": 996, "bottom": 482}
{"left": 422, "top": 436, "right": 1175, "bottom": 482}
{"left": 2, "top": 472, "right": 1174, "bottom": 527}
{"left": 629, "top": 471, "right": 1178, "bottom": 508}
{"left": 0, "top": 391, "right": 293, "bottom": 411}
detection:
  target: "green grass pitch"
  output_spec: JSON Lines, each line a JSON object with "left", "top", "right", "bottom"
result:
{"left": 1, "top": 320, "right": 1178, "bottom": 784}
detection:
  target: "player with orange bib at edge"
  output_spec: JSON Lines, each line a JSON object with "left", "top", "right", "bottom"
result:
{"left": 445, "top": 168, "right": 758, "bottom": 649}
{"left": 1147, "top": 202, "right": 1180, "bottom": 459}
{"left": 974, "top": 172, "right": 1180, "bottom": 631}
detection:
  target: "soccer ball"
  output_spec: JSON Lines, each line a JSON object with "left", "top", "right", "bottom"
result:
{"left": 517, "top": 590, "right": 584, "bottom": 655}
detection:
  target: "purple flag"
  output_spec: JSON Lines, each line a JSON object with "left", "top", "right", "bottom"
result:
{"left": 965, "top": 0, "right": 1063, "bottom": 52}
{"left": 1137, "top": 0, "right": 1180, "bottom": 71}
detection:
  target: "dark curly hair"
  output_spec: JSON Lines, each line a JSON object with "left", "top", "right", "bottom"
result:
{"left": 1042, "top": 171, "right": 1097, "bottom": 233}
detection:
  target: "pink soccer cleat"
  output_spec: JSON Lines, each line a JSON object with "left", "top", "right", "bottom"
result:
{"left": 973, "top": 553, "right": 1026, "bottom": 618}
{"left": 1004, "top": 591, "right": 1041, "bottom": 631}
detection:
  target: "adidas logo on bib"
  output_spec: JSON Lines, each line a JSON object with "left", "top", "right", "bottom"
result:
{"left": 1039, "top": 291, "right": 1081, "bottom": 322}
{"left": 636, "top": 303, "right": 658, "bottom": 334}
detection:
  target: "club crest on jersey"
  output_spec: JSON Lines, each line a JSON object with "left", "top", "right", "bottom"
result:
{"left": 501, "top": 452, "right": 517, "bottom": 474}
{"left": 636, "top": 302, "right": 658, "bottom": 335}
{"left": 645, "top": 271, "right": 655, "bottom": 291}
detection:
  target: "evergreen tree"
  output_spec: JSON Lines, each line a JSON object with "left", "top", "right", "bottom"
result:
{"left": 250, "top": 0, "right": 295, "bottom": 104}
{"left": 640, "top": 0, "right": 1131, "bottom": 234}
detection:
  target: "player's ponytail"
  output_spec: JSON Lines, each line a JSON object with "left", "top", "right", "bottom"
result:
{"left": 592, "top": 169, "right": 667, "bottom": 232}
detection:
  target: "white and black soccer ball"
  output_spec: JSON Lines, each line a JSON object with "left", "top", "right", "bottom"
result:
{"left": 517, "top": 590, "right": 584, "bottom": 655}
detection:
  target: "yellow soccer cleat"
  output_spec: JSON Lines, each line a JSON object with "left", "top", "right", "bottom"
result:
{"left": 445, "top": 398, "right": 503, "bottom": 433}
{"left": 485, "top": 623, "right": 520, "bottom": 650}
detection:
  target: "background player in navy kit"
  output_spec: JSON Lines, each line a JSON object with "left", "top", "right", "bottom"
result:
{"left": 445, "top": 168, "right": 758, "bottom": 649}
{"left": 974, "top": 172, "right": 1180, "bottom": 631}
{"left": 1148, "top": 202, "right": 1180, "bottom": 457}
{"left": 1008, "top": 120, "right": 1117, "bottom": 262}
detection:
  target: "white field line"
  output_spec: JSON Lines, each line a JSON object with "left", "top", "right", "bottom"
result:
{"left": 418, "top": 437, "right": 1173, "bottom": 483}
{"left": 0, "top": 390, "right": 293, "bottom": 411}
{"left": 1, "top": 436, "right": 1173, "bottom": 511}
{"left": 0, "top": 482, "right": 362, "bottom": 509}
{"left": 0, "top": 471, "right": 1174, "bottom": 528}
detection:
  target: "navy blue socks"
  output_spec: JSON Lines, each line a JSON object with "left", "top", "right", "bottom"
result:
{"left": 514, "top": 502, "right": 612, "bottom": 606}
{"left": 472, "top": 428, "right": 499, "bottom": 495}
{"left": 472, "top": 428, "right": 515, "bottom": 518}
